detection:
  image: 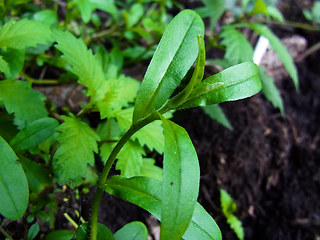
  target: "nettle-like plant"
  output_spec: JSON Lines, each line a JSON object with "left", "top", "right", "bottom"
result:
{"left": 0, "top": 10, "right": 261, "bottom": 240}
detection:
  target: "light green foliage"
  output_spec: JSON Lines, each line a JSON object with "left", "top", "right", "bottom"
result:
{"left": 0, "top": 136, "right": 29, "bottom": 220}
{"left": 258, "top": 66, "right": 284, "bottom": 114}
{"left": 45, "top": 230, "right": 74, "bottom": 240}
{"left": 195, "top": 0, "right": 225, "bottom": 31}
{"left": 246, "top": 23, "right": 298, "bottom": 89}
{"left": 303, "top": 1, "right": 320, "bottom": 23}
{"left": 104, "top": 176, "right": 222, "bottom": 240}
{"left": 53, "top": 116, "right": 100, "bottom": 184}
{"left": 0, "top": 80, "right": 48, "bottom": 129}
{"left": 220, "top": 189, "right": 244, "bottom": 240}
{"left": 203, "top": 105, "right": 232, "bottom": 130}
{"left": 27, "top": 223, "right": 40, "bottom": 240}
{"left": 133, "top": 10, "right": 204, "bottom": 123}
{"left": 161, "top": 117, "right": 200, "bottom": 240}
{"left": 53, "top": 30, "right": 105, "bottom": 98}
{"left": 10, "top": 117, "right": 58, "bottom": 151}
{"left": 114, "top": 221, "right": 148, "bottom": 240}
{"left": 220, "top": 25, "right": 254, "bottom": 66}
{"left": 123, "top": 3, "right": 144, "bottom": 28}
{"left": 179, "top": 62, "right": 261, "bottom": 109}
{"left": 0, "top": 19, "right": 52, "bottom": 50}
{"left": 76, "top": 222, "right": 114, "bottom": 240}
{"left": 140, "top": 158, "right": 162, "bottom": 181}
{"left": 1, "top": 48, "right": 25, "bottom": 79}
{"left": 116, "top": 140, "right": 145, "bottom": 177}
{"left": 0, "top": 55, "right": 10, "bottom": 75}
{"left": 33, "top": 10, "right": 58, "bottom": 26}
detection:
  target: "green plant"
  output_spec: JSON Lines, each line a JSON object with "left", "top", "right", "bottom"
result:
{"left": 0, "top": 7, "right": 262, "bottom": 240}
{"left": 303, "top": 1, "right": 320, "bottom": 24}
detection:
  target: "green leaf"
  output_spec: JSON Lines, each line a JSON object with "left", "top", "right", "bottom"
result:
{"left": 91, "top": 0, "right": 117, "bottom": 18}
{"left": 140, "top": 158, "right": 162, "bottom": 181}
{"left": 258, "top": 66, "right": 284, "bottom": 114}
{"left": 0, "top": 19, "right": 52, "bottom": 50}
{"left": 114, "top": 221, "right": 148, "bottom": 240}
{"left": 133, "top": 10, "right": 204, "bottom": 123}
{"left": 250, "top": 0, "right": 268, "bottom": 15}
{"left": 116, "top": 140, "right": 145, "bottom": 177}
{"left": 220, "top": 25, "right": 254, "bottom": 66}
{"left": 2, "top": 48, "right": 25, "bottom": 79}
{"left": 53, "top": 116, "right": 100, "bottom": 184}
{"left": 178, "top": 62, "right": 261, "bottom": 109}
{"left": 0, "top": 110, "right": 18, "bottom": 142}
{"left": 33, "top": 9, "right": 58, "bottom": 26}
{"left": 10, "top": 117, "right": 58, "bottom": 151}
{"left": 20, "top": 156, "right": 52, "bottom": 196}
{"left": 246, "top": 23, "right": 298, "bottom": 89}
{"left": 220, "top": 189, "right": 244, "bottom": 240}
{"left": 160, "top": 117, "right": 200, "bottom": 240}
{"left": 202, "top": 105, "right": 232, "bottom": 130}
{"left": 0, "top": 80, "right": 48, "bottom": 129}
{"left": 45, "top": 230, "right": 74, "bottom": 240}
{"left": 0, "top": 55, "right": 10, "bottom": 75}
{"left": 104, "top": 176, "right": 222, "bottom": 240}
{"left": 126, "top": 3, "right": 144, "bottom": 28}
{"left": 27, "top": 223, "right": 40, "bottom": 240}
{"left": 0, "top": 136, "right": 29, "bottom": 220}
{"left": 53, "top": 30, "right": 105, "bottom": 98}
{"left": 75, "top": 0, "right": 92, "bottom": 23}
{"left": 195, "top": 0, "right": 225, "bottom": 31}
{"left": 76, "top": 222, "right": 114, "bottom": 240}
{"left": 266, "top": 6, "right": 284, "bottom": 22}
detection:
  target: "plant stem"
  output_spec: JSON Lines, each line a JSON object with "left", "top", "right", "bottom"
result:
{"left": 63, "top": 213, "right": 78, "bottom": 229}
{"left": 296, "top": 41, "right": 320, "bottom": 62}
{"left": 255, "top": 19, "right": 320, "bottom": 31}
{"left": 0, "top": 225, "right": 13, "bottom": 240}
{"left": 20, "top": 72, "right": 59, "bottom": 85}
{"left": 89, "top": 113, "right": 159, "bottom": 240}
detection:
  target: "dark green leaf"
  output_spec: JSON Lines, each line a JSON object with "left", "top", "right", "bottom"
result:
{"left": 178, "top": 62, "right": 261, "bottom": 109}
{"left": 258, "top": 66, "right": 284, "bottom": 114}
{"left": 104, "top": 176, "right": 222, "bottom": 240}
{"left": 10, "top": 117, "right": 58, "bottom": 151}
{"left": 246, "top": 23, "right": 298, "bottom": 89}
{"left": 0, "top": 55, "right": 9, "bottom": 74}
{"left": 160, "top": 117, "right": 200, "bottom": 239}
{"left": 76, "top": 222, "right": 114, "bottom": 240}
{"left": 133, "top": 10, "right": 204, "bottom": 123}
{"left": 0, "top": 136, "right": 29, "bottom": 220}
{"left": 2, "top": 48, "right": 25, "bottom": 79}
{"left": 202, "top": 104, "right": 232, "bottom": 130}
{"left": 114, "top": 221, "right": 148, "bottom": 240}
{"left": 27, "top": 223, "right": 40, "bottom": 240}
{"left": 45, "top": 230, "right": 74, "bottom": 240}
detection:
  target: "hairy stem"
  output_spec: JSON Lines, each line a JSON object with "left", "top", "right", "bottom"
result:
{"left": 89, "top": 113, "right": 159, "bottom": 240}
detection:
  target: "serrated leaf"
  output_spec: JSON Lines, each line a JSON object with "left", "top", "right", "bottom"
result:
{"left": 0, "top": 136, "right": 29, "bottom": 220}
{"left": 220, "top": 25, "right": 254, "bottom": 66}
{"left": 114, "top": 221, "right": 148, "bottom": 240}
{"left": 195, "top": 0, "right": 225, "bottom": 31}
{"left": 20, "top": 156, "right": 52, "bottom": 196}
{"left": 53, "top": 30, "right": 105, "bottom": 98}
{"left": 202, "top": 104, "right": 232, "bottom": 130}
{"left": 10, "top": 117, "right": 58, "bottom": 151}
{"left": 2, "top": 48, "right": 25, "bottom": 79}
{"left": 45, "top": 230, "right": 74, "bottom": 240}
{"left": 76, "top": 222, "right": 114, "bottom": 240}
{"left": 0, "top": 80, "right": 48, "bottom": 129}
{"left": 178, "top": 62, "right": 261, "bottom": 109}
{"left": 220, "top": 189, "right": 244, "bottom": 240}
{"left": 246, "top": 23, "right": 298, "bottom": 89}
{"left": 140, "top": 158, "right": 162, "bottom": 181}
{"left": 160, "top": 117, "right": 200, "bottom": 240}
{"left": 53, "top": 116, "right": 100, "bottom": 184}
{"left": 116, "top": 140, "right": 145, "bottom": 177}
{"left": 258, "top": 66, "right": 284, "bottom": 114}
{"left": 133, "top": 10, "right": 204, "bottom": 123}
{"left": 104, "top": 176, "right": 222, "bottom": 240}
{"left": 0, "top": 19, "right": 52, "bottom": 50}
{"left": 267, "top": 6, "right": 284, "bottom": 22}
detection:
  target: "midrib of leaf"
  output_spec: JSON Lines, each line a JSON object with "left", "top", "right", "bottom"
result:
{"left": 0, "top": 173, "right": 19, "bottom": 215}
{"left": 12, "top": 127, "right": 50, "bottom": 148}
{"left": 188, "top": 218, "right": 214, "bottom": 239}
{"left": 210, "top": 72, "right": 259, "bottom": 90}
{"left": 140, "top": 15, "right": 197, "bottom": 118}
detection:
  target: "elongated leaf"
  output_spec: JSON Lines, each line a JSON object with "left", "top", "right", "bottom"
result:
{"left": 53, "top": 116, "right": 100, "bottom": 184}
{"left": 45, "top": 230, "right": 74, "bottom": 240}
{"left": 0, "top": 80, "right": 48, "bottom": 129}
{"left": 104, "top": 176, "right": 222, "bottom": 240}
{"left": 202, "top": 104, "right": 232, "bottom": 130}
{"left": 114, "top": 221, "right": 148, "bottom": 240}
{"left": 0, "top": 136, "right": 29, "bottom": 220}
{"left": 246, "top": 23, "right": 298, "bottom": 89}
{"left": 178, "top": 62, "right": 261, "bottom": 109}
{"left": 0, "top": 19, "right": 52, "bottom": 50}
{"left": 160, "top": 117, "right": 200, "bottom": 239}
{"left": 133, "top": 10, "right": 204, "bottom": 123}
{"left": 220, "top": 25, "right": 253, "bottom": 66}
{"left": 258, "top": 66, "right": 284, "bottom": 114}
{"left": 10, "top": 117, "right": 58, "bottom": 151}
{"left": 53, "top": 30, "right": 105, "bottom": 98}
{"left": 76, "top": 222, "right": 114, "bottom": 240}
